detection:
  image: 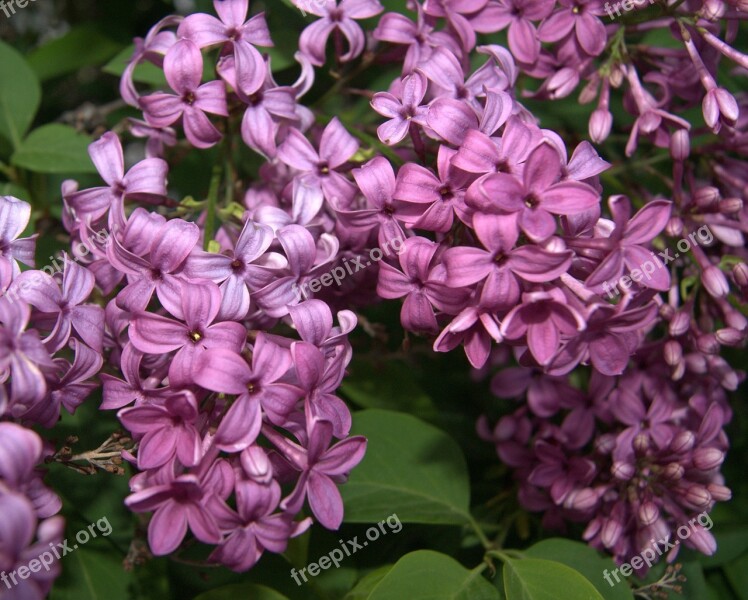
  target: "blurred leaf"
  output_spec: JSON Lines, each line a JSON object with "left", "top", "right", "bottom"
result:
{"left": 344, "top": 566, "right": 394, "bottom": 600}
{"left": 342, "top": 410, "right": 471, "bottom": 525}
{"left": 103, "top": 46, "right": 168, "bottom": 87}
{"left": 723, "top": 553, "right": 748, "bottom": 600}
{"left": 525, "top": 539, "right": 634, "bottom": 600}
{"left": 27, "top": 26, "right": 122, "bottom": 81}
{"left": 193, "top": 583, "right": 290, "bottom": 600}
{"left": 503, "top": 558, "right": 604, "bottom": 600}
{"left": 0, "top": 41, "right": 41, "bottom": 149}
{"left": 341, "top": 358, "right": 437, "bottom": 415}
{"left": 49, "top": 546, "right": 133, "bottom": 600}
{"left": 360, "top": 550, "right": 497, "bottom": 599}
{"left": 12, "top": 125, "right": 95, "bottom": 174}
{"left": 698, "top": 526, "right": 748, "bottom": 568}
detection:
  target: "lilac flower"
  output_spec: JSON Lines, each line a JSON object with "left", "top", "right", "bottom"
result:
{"left": 64, "top": 133, "right": 168, "bottom": 226}
{"left": 265, "top": 417, "right": 367, "bottom": 529}
{"left": 101, "top": 343, "right": 168, "bottom": 410}
{"left": 178, "top": 0, "right": 272, "bottom": 96}
{"left": 0, "top": 196, "right": 36, "bottom": 275}
{"left": 276, "top": 118, "right": 359, "bottom": 207}
{"left": 443, "top": 213, "right": 573, "bottom": 307}
{"left": 128, "top": 118, "right": 177, "bottom": 158}
{"left": 500, "top": 289, "right": 586, "bottom": 366}
{"left": 129, "top": 280, "right": 246, "bottom": 386}
{"left": 371, "top": 72, "right": 429, "bottom": 145}
{"left": 294, "top": 0, "right": 384, "bottom": 66}
{"left": 471, "top": 142, "right": 600, "bottom": 242}
{"left": 125, "top": 458, "right": 234, "bottom": 555}
{"left": 193, "top": 334, "right": 302, "bottom": 452}
{"left": 584, "top": 197, "right": 672, "bottom": 292}
{"left": 378, "top": 237, "right": 469, "bottom": 333}
{"left": 118, "top": 391, "right": 203, "bottom": 469}
{"left": 537, "top": 0, "right": 606, "bottom": 57}
{"left": 140, "top": 39, "right": 229, "bottom": 149}
{"left": 12, "top": 260, "right": 104, "bottom": 352}
{"left": 210, "top": 480, "right": 311, "bottom": 571}
{"left": 107, "top": 217, "right": 199, "bottom": 315}
{"left": 393, "top": 145, "right": 472, "bottom": 232}
{"left": 184, "top": 219, "right": 274, "bottom": 320}
{"left": 434, "top": 303, "right": 503, "bottom": 368}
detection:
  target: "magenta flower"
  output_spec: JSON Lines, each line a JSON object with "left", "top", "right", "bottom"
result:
{"left": 118, "top": 391, "right": 203, "bottom": 469}
{"left": 443, "top": 213, "right": 573, "bottom": 307}
{"left": 101, "top": 343, "right": 168, "bottom": 410}
{"left": 266, "top": 417, "right": 367, "bottom": 530}
{"left": 471, "top": 142, "right": 600, "bottom": 242}
{"left": 178, "top": 0, "right": 272, "bottom": 96}
{"left": 140, "top": 39, "right": 228, "bottom": 149}
{"left": 12, "top": 260, "right": 104, "bottom": 352}
{"left": 538, "top": 0, "right": 606, "bottom": 57}
{"left": 584, "top": 197, "right": 672, "bottom": 292}
{"left": 294, "top": 0, "right": 384, "bottom": 66}
{"left": 64, "top": 133, "right": 168, "bottom": 226}
{"left": 276, "top": 119, "right": 359, "bottom": 207}
{"left": 371, "top": 72, "right": 429, "bottom": 145}
{"left": 193, "top": 334, "right": 302, "bottom": 452}
{"left": 500, "top": 289, "right": 586, "bottom": 366}
{"left": 125, "top": 459, "right": 234, "bottom": 555}
{"left": 0, "top": 196, "right": 36, "bottom": 275}
{"left": 378, "top": 237, "right": 469, "bottom": 333}
{"left": 129, "top": 280, "right": 246, "bottom": 387}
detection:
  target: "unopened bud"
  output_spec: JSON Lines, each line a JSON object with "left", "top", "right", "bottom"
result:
{"left": 684, "top": 484, "right": 712, "bottom": 509}
{"left": 694, "top": 186, "right": 720, "bottom": 210}
{"left": 700, "top": 0, "right": 726, "bottom": 19}
{"left": 732, "top": 262, "right": 748, "bottom": 288}
{"left": 664, "top": 340, "right": 682, "bottom": 365}
{"left": 670, "top": 431, "right": 695, "bottom": 454}
{"left": 589, "top": 109, "right": 613, "bottom": 143}
{"left": 670, "top": 129, "right": 690, "bottom": 160}
{"left": 715, "top": 327, "right": 745, "bottom": 346}
{"left": 639, "top": 501, "right": 660, "bottom": 526}
{"left": 662, "top": 462, "right": 685, "bottom": 480}
{"left": 659, "top": 303, "right": 675, "bottom": 320}
{"left": 665, "top": 216, "right": 684, "bottom": 237}
{"left": 707, "top": 483, "right": 732, "bottom": 502}
{"left": 685, "top": 352, "right": 708, "bottom": 373}
{"left": 612, "top": 461, "right": 635, "bottom": 481}
{"left": 702, "top": 265, "right": 730, "bottom": 298}
{"left": 634, "top": 433, "right": 650, "bottom": 455}
{"left": 697, "top": 333, "right": 720, "bottom": 354}
{"left": 719, "top": 197, "right": 743, "bottom": 214}
{"left": 669, "top": 311, "right": 691, "bottom": 336}
{"left": 564, "top": 487, "right": 599, "bottom": 511}
{"left": 693, "top": 447, "right": 725, "bottom": 470}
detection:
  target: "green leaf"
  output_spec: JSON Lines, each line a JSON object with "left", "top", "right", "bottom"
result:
{"left": 341, "top": 358, "right": 437, "bottom": 415}
{"left": 362, "top": 551, "right": 498, "bottom": 600}
{"left": 193, "top": 583, "right": 290, "bottom": 600}
{"left": 525, "top": 539, "right": 634, "bottom": 600}
{"left": 12, "top": 125, "right": 95, "bottom": 174}
{"left": 723, "top": 553, "right": 748, "bottom": 600}
{"left": 27, "top": 25, "right": 122, "bottom": 81}
{"left": 344, "top": 566, "right": 394, "bottom": 600}
{"left": 103, "top": 45, "right": 168, "bottom": 86}
{"left": 699, "top": 527, "right": 748, "bottom": 568}
{"left": 0, "top": 41, "right": 41, "bottom": 148}
{"left": 341, "top": 409, "right": 471, "bottom": 524}
{"left": 503, "top": 558, "right": 605, "bottom": 600}
{"left": 49, "top": 546, "right": 133, "bottom": 600}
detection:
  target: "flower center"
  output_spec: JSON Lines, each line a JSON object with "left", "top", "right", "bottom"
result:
{"left": 183, "top": 91, "right": 196, "bottom": 105}
{"left": 524, "top": 194, "right": 541, "bottom": 209}
{"left": 189, "top": 330, "right": 203, "bottom": 343}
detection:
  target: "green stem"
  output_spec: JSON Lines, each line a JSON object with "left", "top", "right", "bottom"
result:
{"left": 204, "top": 164, "right": 222, "bottom": 250}
{"left": 468, "top": 514, "right": 493, "bottom": 551}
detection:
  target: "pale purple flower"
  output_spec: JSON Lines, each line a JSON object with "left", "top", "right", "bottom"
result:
{"left": 140, "top": 39, "right": 228, "bottom": 149}
{"left": 371, "top": 72, "right": 429, "bottom": 145}
{"left": 295, "top": 0, "right": 384, "bottom": 66}
{"left": 0, "top": 196, "right": 36, "bottom": 275}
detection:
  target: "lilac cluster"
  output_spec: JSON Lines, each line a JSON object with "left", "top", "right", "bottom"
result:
{"left": 0, "top": 195, "right": 99, "bottom": 600}
{"left": 356, "top": 0, "right": 747, "bottom": 568}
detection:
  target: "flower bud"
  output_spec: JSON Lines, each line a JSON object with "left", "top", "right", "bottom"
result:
{"left": 719, "top": 197, "right": 743, "bottom": 214}
{"left": 670, "top": 430, "right": 695, "bottom": 454}
{"left": 702, "top": 265, "right": 730, "bottom": 298}
{"left": 707, "top": 483, "right": 732, "bottom": 502}
{"left": 685, "top": 352, "right": 708, "bottom": 373}
{"left": 693, "top": 447, "right": 725, "bottom": 470}
{"left": 694, "top": 186, "right": 720, "bottom": 210}
{"left": 601, "top": 518, "right": 623, "bottom": 548}
{"left": 670, "top": 128, "right": 690, "bottom": 160}
{"left": 664, "top": 340, "right": 682, "bottom": 366}
{"left": 240, "top": 445, "right": 273, "bottom": 483}
{"left": 684, "top": 484, "right": 712, "bottom": 509}
{"left": 659, "top": 303, "right": 675, "bottom": 320}
{"left": 700, "top": 0, "right": 726, "bottom": 19}
{"left": 564, "top": 487, "right": 599, "bottom": 511}
{"left": 589, "top": 109, "right": 613, "bottom": 143}
{"left": 697, "top": 333, "right": 720, "bottom": 354}
{"left": 665, "top": 216, "right": 683, "bottom": 237}
{"left": 611, "top": 461, "right": 635, "bottom": 481}
{"left": 609, "top": 66, "right": 624, "bottom": 88}
{"left": 638, "top": 501, "right": 660, "bottom": 526}
{"left": 715, "top": 327, "right": 745, "bottom": 346}
{"left": 595, "top": 433, "right": 616, "bottom": 455}
{"left": 634, "top": 433, "right": 650, "bottom": 455}
{"left": 669, "top": 311, "right": 691, "bottom": 336}
{"left": 662, "top": 462, "right": 685, "bottom": 480}
{"left": 732, "top": 262, "right": 748, "bottom": 288}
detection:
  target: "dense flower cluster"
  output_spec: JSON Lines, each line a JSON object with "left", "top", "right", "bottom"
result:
{"left": 1, "top": 0, "right": 745, "bottom": 587}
